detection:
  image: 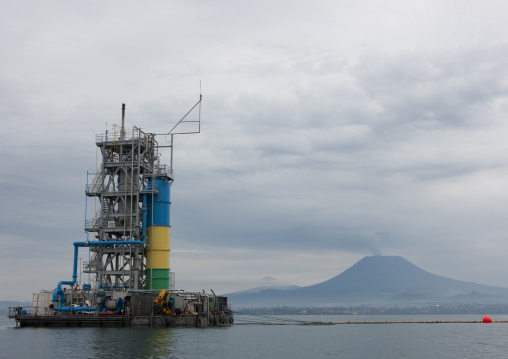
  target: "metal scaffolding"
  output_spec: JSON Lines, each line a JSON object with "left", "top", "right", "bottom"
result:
{"left": 85, "top": 126, "right": 173, "bottom": 290}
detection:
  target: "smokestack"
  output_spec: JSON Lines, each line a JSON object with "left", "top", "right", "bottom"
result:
{"left": 120, "top": 103, "right": 126, "bottom": 140}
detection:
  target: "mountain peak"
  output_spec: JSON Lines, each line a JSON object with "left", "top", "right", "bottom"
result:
{"left": 356, "top": 255, "right": 410, "bottom": 265}
{"left": 227, "top": 255, "right": 508, "bottom": 307}
{"left": 310, "top": 255, "right": 432, "bottom": 292}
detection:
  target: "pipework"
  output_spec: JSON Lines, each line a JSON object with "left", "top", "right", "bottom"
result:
{"left": 52, "top": 191, "right": 151, "bottom": 309}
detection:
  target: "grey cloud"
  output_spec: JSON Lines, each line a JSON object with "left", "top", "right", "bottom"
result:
{"left": 2, "top": 0, "right": 508, "bottom": 299}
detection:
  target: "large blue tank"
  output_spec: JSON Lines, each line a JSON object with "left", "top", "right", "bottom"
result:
{"left": 146, "top": 178, "right": 170, "bottom": 227}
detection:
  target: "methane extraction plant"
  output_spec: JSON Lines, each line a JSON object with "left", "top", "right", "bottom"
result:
{"left": 9, "top": 100, "right": 233, "bottom": 327}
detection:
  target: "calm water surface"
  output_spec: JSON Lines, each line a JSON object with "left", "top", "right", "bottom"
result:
{"left": 2, "top": 314, "right": 508, "bottom": 358}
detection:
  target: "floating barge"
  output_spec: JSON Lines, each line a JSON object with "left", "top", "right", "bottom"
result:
{"left": 9, "top": 290, "right": 232, "bottom": 328}
{"left": 9, "top": 101, "right": 233, "bottom": 327}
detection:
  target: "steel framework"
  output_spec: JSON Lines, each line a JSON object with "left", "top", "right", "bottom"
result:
{"left": 84, "top": 126, "right": 173, "bottom": 290}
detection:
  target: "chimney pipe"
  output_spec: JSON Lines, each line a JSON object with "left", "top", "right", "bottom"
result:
{"left": 120, "top": 103, "right": 126, "bottom": 140}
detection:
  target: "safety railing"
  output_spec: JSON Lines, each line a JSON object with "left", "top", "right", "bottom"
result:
{"left": 95, "top": 128, "right": 150, "bottom": 143}
{"left": 155, "top": 164, "right": 170, "bottom": 174}
{"left": 8, "top": 307, "right": 32, "bottom": 316}
{"left": 140, "top": 182, "right": 158, "bottom": 194}
{"left": 84, "top": 213, "right": 102, "bottom": 230}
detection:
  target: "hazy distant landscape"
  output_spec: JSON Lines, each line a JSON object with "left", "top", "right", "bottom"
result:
{"left": 5, "top": 256, "right": 508, "bottom": 316}
{"left": 237, "top": 303, "right": 508, "bottom": 316}
{"left": 0, "top": 301, "right": 30, "bottom": 316}
{"left": 225, "top": 256, "right": 508, "bottom": 309}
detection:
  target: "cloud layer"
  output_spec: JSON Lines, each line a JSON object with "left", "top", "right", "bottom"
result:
{"left": 1, "top": 0, "right": 508, "bottom": 299}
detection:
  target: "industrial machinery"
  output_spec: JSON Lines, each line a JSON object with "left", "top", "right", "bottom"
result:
{"left": 153, "top": 289, "right": 174, "bottom": 315}
{"left": 9, "top": 99, "right": 233, "bottom": 327}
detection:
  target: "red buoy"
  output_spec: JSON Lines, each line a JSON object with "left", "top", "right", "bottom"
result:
{"left": 483, "top": 315, "right": 492, "bottom": 323}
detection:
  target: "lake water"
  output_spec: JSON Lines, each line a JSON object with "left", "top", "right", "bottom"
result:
{"left": 2, "top": 314, "right": 508, "bottom": 358}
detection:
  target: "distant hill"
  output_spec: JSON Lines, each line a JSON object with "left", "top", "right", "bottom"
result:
{"left": 228, "top": 256, "right": 508, "bottom": 308}
{"left": 0, "top": 301, "right": 31, "bottom": 315}
{"left": 0, "top": 301, "right": 31, "bottom": 309}
{"left": 222, "top": 285, "right": 299, "bottom": 296}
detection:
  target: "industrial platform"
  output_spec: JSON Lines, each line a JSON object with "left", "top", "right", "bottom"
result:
{"left": 9, "top": 100, "right": 233, "bottom": 327}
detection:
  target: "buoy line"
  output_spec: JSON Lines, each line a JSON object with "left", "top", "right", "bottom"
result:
{"left": 233, "top": 320, "right": 508, "bottom": 326}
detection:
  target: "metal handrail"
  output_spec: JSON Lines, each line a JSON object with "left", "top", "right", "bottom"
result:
{"left": 155, "top": 164, "right": 172, "bottom": 174}
{"left": 8, "top": 306, "right": 32, "bottom": 316}
{"left": 84, "top": 211, "right": 102, "bottom": 229}
{"left": 95, "top": 128, "right": 149, "bottom": 143}
{"left": 140, "top": 182, "right": 159, "bottom": 193}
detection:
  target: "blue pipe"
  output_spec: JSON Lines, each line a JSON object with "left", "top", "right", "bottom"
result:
{"left": 52, "top": 245, "right": 79, "bottom": 307}
{"left": 115, "top": 298, "right": 124, "bottom": 314}
{"left": 52, "top": 192, "right": 149, "bottom": 309}
{"left": 52, "top": 239, "right": 148, "bottom": 307}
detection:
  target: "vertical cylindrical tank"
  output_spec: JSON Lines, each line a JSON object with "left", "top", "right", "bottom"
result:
{"left": 145, "top": 177, "right": 171, "bottom": 290}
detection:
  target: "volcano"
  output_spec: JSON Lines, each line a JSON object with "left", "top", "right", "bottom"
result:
{"left": 225, "top": 256, "right": 508, "bottom": 307}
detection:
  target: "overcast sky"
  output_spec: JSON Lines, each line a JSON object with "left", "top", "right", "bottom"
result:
{"left": 1, "top": 1, "right": 508, "bottom": 301}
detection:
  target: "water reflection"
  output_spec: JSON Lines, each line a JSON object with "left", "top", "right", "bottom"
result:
{"left": 82, "top": 327, "right": 178, "bottom": 359}
{"left": 4, "top": 315, "right": 508, "bottom": 359}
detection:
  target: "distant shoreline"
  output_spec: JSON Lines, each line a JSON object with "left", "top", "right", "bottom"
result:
{"left": 235, "top": 303, "right": 508, "bottom": 315}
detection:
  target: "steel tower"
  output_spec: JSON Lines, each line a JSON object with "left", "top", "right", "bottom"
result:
{"left": 84, "top": 104, "right": 173, "bottom": 290}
